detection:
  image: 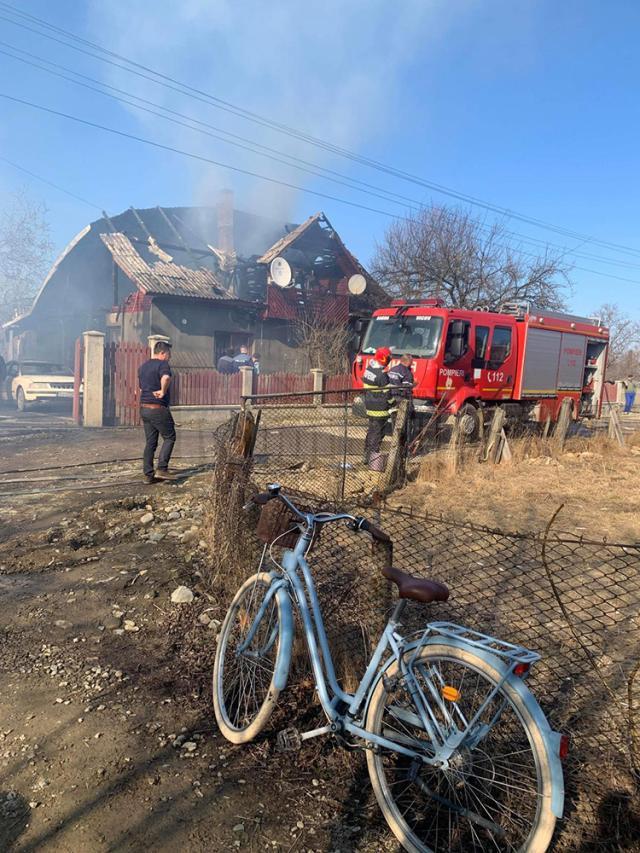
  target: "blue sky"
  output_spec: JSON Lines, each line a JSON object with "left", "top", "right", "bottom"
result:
{"left": 1, "top": 0, "right": 639, "bottom": 318}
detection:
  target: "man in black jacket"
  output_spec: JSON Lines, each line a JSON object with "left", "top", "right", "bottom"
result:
{"left": 217, "top": 349, "right": 237, "bottom": 374}
{"left": 387, "top": 354, "right": 416, "bottom": 400}
{"left": 138, "top": 340, "right": 176, "bottom": 484}
{"left": 362, "top": 346, "right": 394, "bottom": 464}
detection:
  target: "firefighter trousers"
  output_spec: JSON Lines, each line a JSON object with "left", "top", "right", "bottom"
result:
{"left": 364, "top": 416, "right": 388, "bottom": 460}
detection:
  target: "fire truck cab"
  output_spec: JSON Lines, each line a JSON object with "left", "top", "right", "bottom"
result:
{"left": 353, "top": 299, "right": 609, "bottom": 430}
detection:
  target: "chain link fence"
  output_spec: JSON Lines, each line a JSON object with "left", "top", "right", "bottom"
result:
{"left": 243, "top": 389, "right": 386, "bottom": 502}
{"left": 210, "top": 406, "right": 640, "bottom": 850}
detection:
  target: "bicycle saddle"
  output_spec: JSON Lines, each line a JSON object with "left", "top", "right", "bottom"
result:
{"left": 382, "top": 566, "right": 450, "bottom": 604}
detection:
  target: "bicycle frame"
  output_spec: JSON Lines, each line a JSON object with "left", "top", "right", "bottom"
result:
{"left": 228, "top": 491, "right": 565, "bottom": 824}
{"left": 240, "top": 521, "right": 521, "bottom": 768}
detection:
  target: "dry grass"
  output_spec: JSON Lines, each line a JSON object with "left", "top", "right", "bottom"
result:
{"left": 403, "top": 431, "right": 640, "bottom": 540}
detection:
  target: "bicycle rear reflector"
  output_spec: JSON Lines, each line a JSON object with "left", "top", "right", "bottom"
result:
{"left": 513, "top": 663, "right": 530, "bottom": 677}
{"left": 442, "top": 686, "right": 461, "bottom": 702}
{"left": 559, "top": 734, "right": 570, "bottom": 760}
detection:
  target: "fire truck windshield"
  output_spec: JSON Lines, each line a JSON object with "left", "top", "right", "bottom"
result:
{"left": 361, "top": 315, "right": 443, "bottom": 358}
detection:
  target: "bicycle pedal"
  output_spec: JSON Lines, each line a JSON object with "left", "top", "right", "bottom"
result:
{"left": 276, "top": 727, "right": 302, "bottom": 752}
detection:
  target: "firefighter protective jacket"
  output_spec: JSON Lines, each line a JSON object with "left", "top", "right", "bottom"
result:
{"left": 362, "top": 359, "right": 392, "bottom": 417}
{"left": 387, "top": 363, "right": 414, "bottom": 400}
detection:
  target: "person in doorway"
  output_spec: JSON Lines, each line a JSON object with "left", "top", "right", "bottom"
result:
{"left": 232, "top": 344, "right": 253, "bottom": 369}
{"left": 623, "top": 375, "right": 637, "bottom": 414}
{"left": 363, "top": 346, "right": 394, "bottom": 465}
{"left": 217, "top": 348, "right": 237, "bottom": 374}
{"left": 138, "top": 340, "right": 176, "bottom": 484}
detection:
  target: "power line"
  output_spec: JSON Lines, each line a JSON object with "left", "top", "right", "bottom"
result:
{"left": 0, "top": 90, "right": 408, "bottom": 219}
{"left": 2, "top": 1, "right": 640, "bottom": 261}
{"left": 3, "top": 41, "right": 640, "bottom": 277}
{"left": 0, "top": 153, "right": 102, "bottom": 210}
{"left": 0, "top": 43, "right": 429, "bottom": 213}
{"left": 3, "top": 89, "right": 640, "bottom": 286}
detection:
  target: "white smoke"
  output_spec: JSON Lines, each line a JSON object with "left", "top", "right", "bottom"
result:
{"left": 86, "top": 0, "right": 467, "bottom": 221}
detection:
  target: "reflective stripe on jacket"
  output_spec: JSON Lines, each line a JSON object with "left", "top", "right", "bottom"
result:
{"left": 363, "top": 360, "right": 392, "bottom": 417}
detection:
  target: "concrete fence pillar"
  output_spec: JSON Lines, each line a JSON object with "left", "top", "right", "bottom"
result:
{"left": 148, "top": 334, "right": 171, "bottom": 355}
{"left": 311, "top": 368, "right": 324, "bottom": 405}
{"left": 240, "top": 366, "right": 254, "bottom": 398}
{"left": 82, "top": 330, "right": 105, "bottom": 428}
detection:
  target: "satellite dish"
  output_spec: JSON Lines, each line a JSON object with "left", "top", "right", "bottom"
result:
{"left": 270, "top": 256, "right": 293, "bottom": 288}
{"left": 348, "top": 273, "right": 367, "bottom": 295}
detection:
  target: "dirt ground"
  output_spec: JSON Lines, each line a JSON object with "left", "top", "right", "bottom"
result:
{"left": 1, "top": 402, "right": 638, "bottom": 851}
{"left": 0, "top": 404, "right": 396, "bottom": 853}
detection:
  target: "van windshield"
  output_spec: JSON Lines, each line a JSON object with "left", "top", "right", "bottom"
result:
{"left": 361, "top": 316, "right": 443, "bottom": 358}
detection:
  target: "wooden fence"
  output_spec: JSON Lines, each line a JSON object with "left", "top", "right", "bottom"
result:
{"left": 255, "top": 372, "right": 313, "bottom": 396}
{"left": 102, "top": 340, "right": 346, "bottom": 426}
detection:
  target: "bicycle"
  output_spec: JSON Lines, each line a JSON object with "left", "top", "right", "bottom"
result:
{"left": 213, "top": 484, "right": 567, "bottom": 852}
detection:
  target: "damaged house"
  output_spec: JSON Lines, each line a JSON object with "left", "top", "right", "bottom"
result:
{"left": 4, "top": 192, "right": 384, "bottom": 373}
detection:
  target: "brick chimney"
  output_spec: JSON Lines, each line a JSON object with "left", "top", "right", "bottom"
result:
{"left": 217, "top": 189, "right": 234, "bottom": 255}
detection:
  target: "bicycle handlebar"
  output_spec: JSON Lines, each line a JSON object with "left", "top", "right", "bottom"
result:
{"left": 246, "top": 484, "right": 392, "bottom": 545}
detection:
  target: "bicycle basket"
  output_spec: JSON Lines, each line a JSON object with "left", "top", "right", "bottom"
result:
{"left": 256, "top": 500, "right": 300, "bottom": 548}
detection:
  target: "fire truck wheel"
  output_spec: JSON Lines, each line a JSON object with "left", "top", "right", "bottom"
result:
{"left": 457, "top": 403, "right": 480, "bottom": 441}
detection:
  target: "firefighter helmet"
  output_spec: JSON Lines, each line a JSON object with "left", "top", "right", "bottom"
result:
{"left": 375, "top": 347, "right": 392, "bottom": 365}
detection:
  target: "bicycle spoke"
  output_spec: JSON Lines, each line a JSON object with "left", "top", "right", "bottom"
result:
{"left": 218, "top": 577, "right": 281, "bottom": 733}
{"left": 370, "top": 652, "right": 545, "bottom": 852}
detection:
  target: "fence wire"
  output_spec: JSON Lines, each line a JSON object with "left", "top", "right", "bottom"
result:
{"left": 244, "top": 389, "right": 377, "bottom": 502}
{"left": 214, "top": 400, "right": 640, "bottom": 850}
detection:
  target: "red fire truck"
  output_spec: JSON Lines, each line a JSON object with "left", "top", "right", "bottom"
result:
{"left": 353, "top": 299, "right": 609, "bottom": 435}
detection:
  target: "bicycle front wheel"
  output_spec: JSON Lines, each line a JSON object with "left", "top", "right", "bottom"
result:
{"left": 213, "top": 572, "right": 290, "bottom": 744}
{"left": 365, "top": 643, "right": 558, "bottom": 853}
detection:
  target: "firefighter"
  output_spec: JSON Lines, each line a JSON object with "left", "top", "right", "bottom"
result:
{"left": 387, "top": 353, "right": 417, "bottom": 442}
{"left": 363, "top": 346, "right": 394, "bottom": 464}
{"left": 387, "top": 353, "right": 416, "bottom": 401}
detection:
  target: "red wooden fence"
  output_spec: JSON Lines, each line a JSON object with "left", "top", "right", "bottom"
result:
{"left": 103, "top": 340, "right": 348, "bottom": 425}
{"left": 323, "top": 372, "right": 354, "bottom": 404}
{"left": 73, "top": 338, "right": 84, "bottom": 425}
{"left": 172, "top": 371, "right": 242, "bottom": 406}
{"left": 114, "top": 342, "right": 148, "bottom": 426}
{"left": 255, "top": 372, "right": 314, "bottom": 396}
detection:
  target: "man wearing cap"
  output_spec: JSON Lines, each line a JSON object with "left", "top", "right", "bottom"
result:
{"left": 362, "top": 347, "right": 394, "bottom": 465}
{"left": 138, "top": 340, "right": 177, "bottom": 483}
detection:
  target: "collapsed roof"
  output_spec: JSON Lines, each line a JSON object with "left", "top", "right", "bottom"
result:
{"left": 6, "top": 202, "right": 385, "bottom": 330}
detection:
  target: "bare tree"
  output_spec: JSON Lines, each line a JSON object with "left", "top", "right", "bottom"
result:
{"left": 0, "top": 189, "right": 53, "bottom": 325}
{"left": 294, "top": 309, "right": 350, "bottom": 375}
{"left": 594, "top": 303, "right": 640, "bottom": 378}
{"left": 372, "top": 205, "right": 571, "bottom": 310}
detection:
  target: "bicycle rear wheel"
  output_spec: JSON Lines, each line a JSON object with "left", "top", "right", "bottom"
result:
{"left": 213, "top": 572, "right": 289, "bottom": 744}
{"left": 365, "top": 643, "right": 558, "bottom": 853}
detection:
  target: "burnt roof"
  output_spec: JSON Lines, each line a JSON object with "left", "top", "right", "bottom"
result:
{"left": 99, "top": 205, "right": 292, "bottom": 263}
{"left": 100, "top": 233, "right": 230, "bottom": 300}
